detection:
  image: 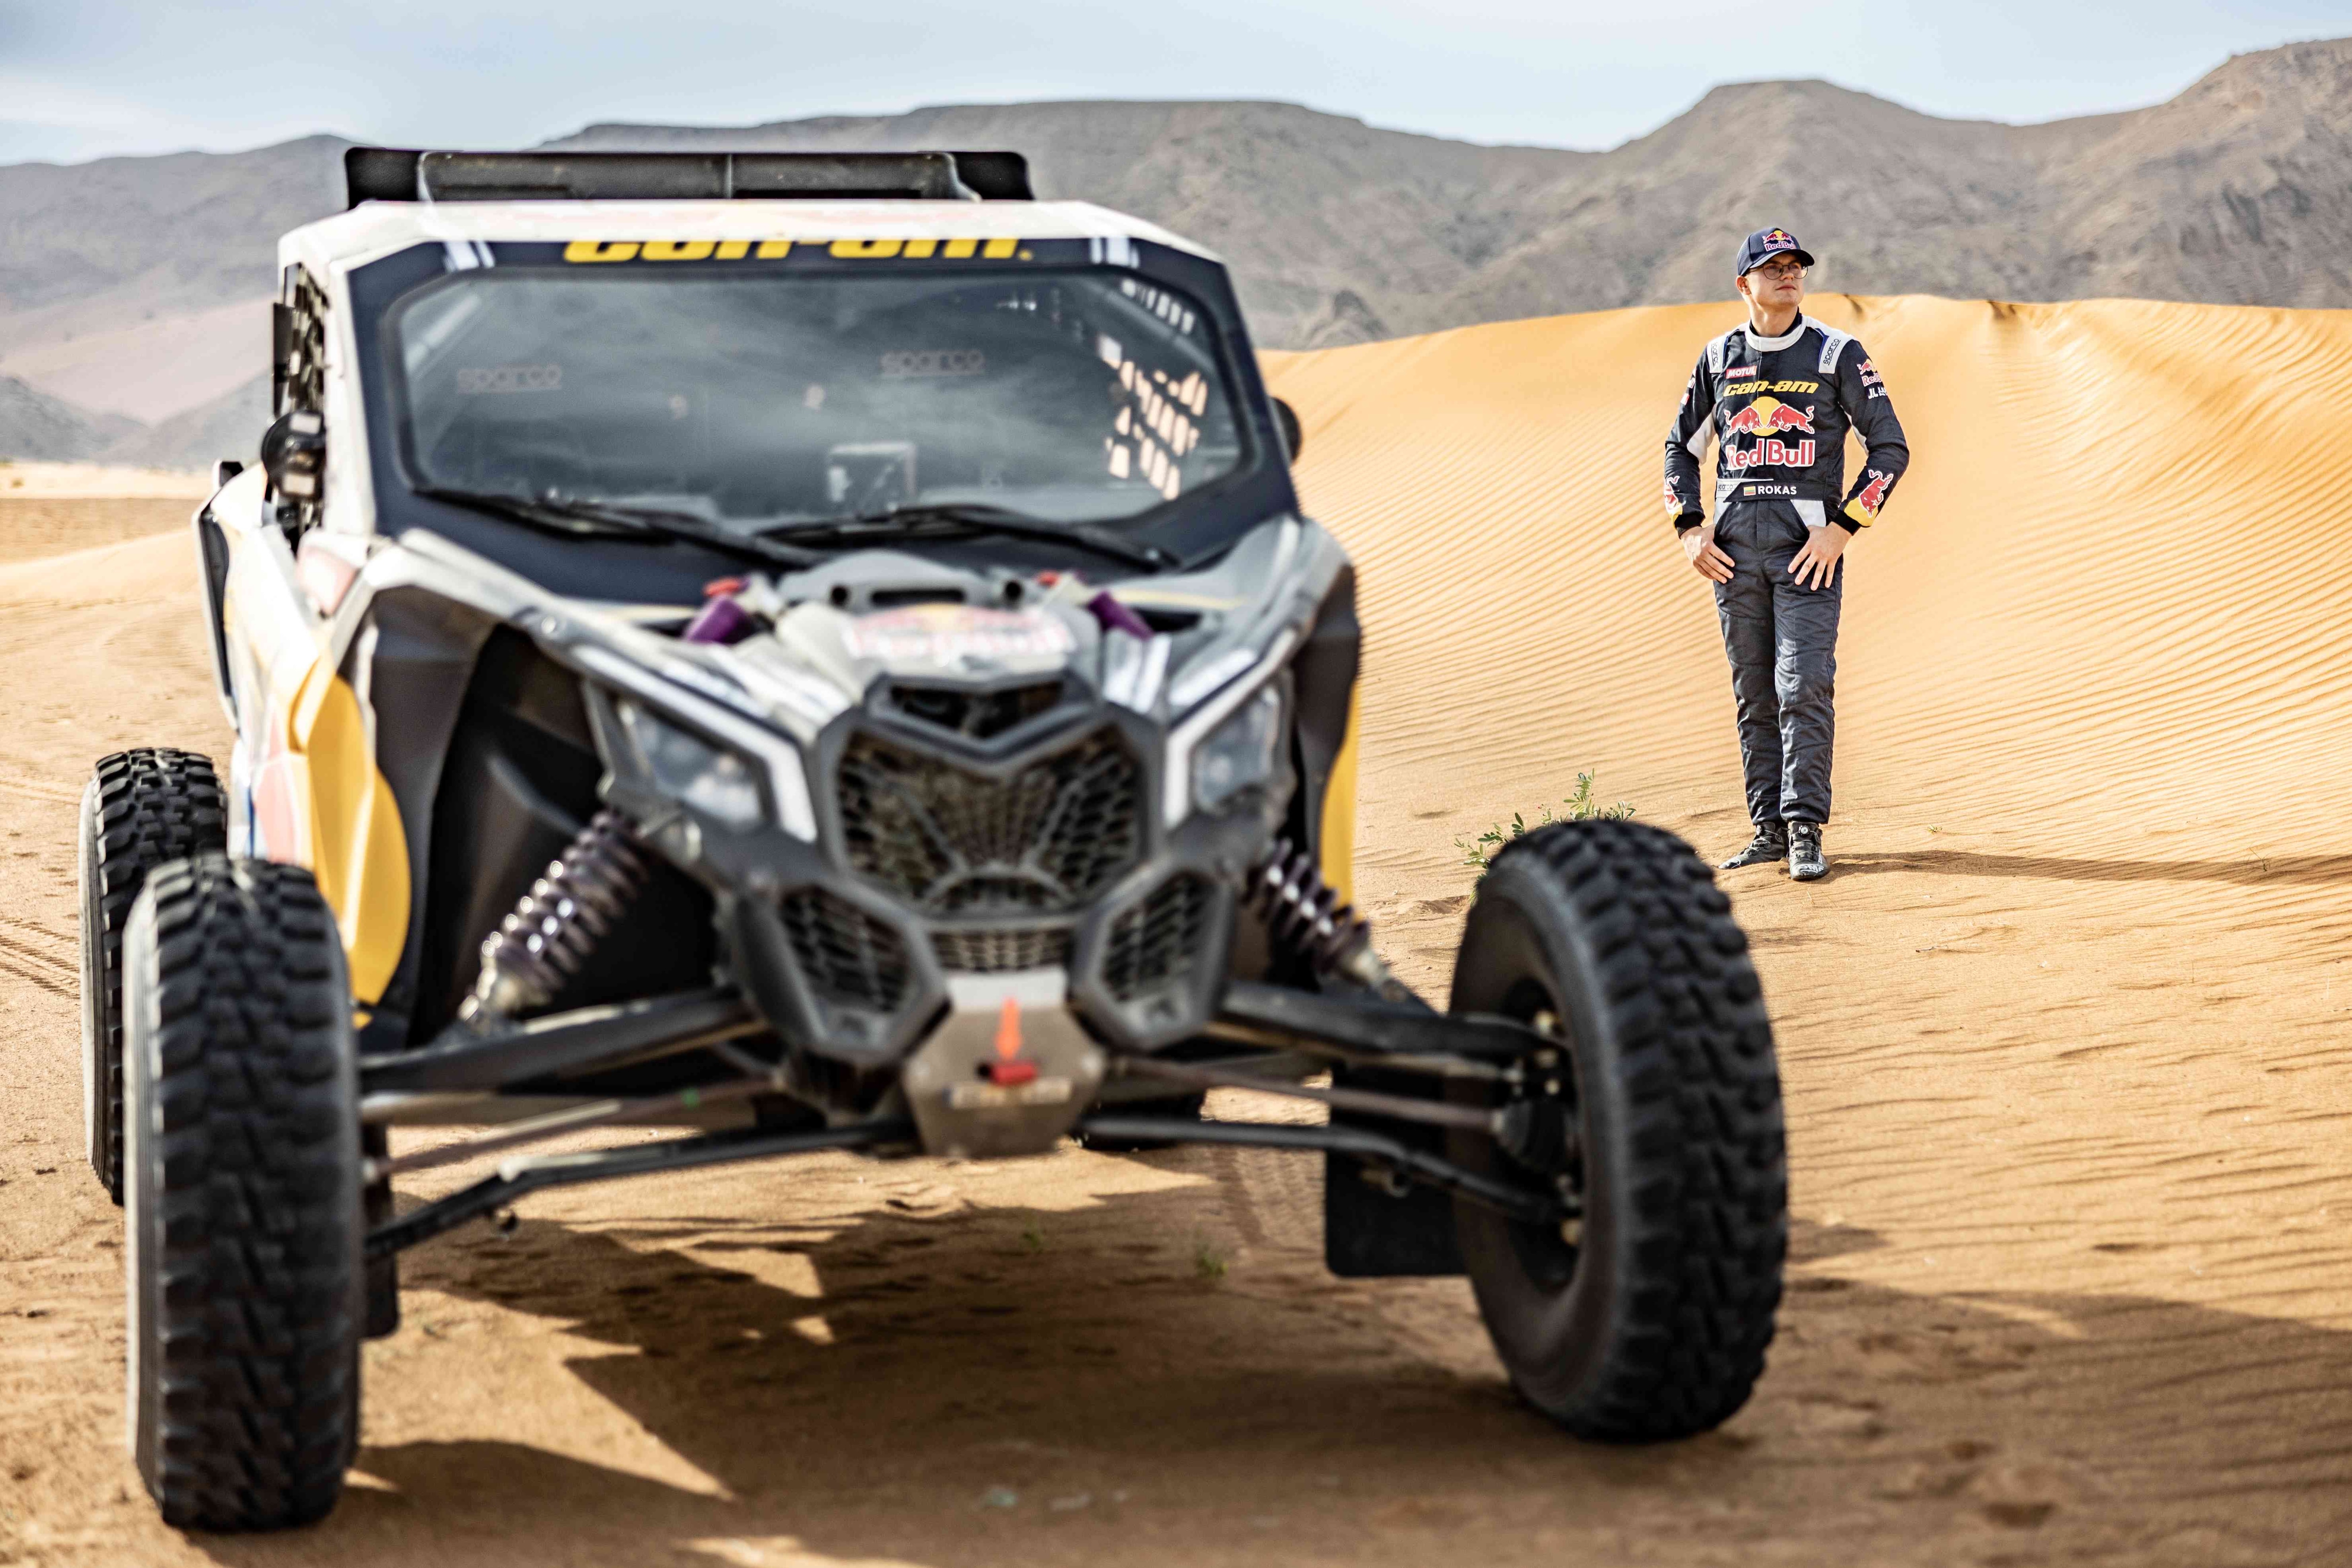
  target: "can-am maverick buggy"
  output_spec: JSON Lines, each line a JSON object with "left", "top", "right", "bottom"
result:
{"left": 78, "top": 147, "right": 1787, "bottom": 1530}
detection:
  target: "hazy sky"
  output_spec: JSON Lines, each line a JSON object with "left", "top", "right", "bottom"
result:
{"left": 2, "top": 0, "right": 2343, "bottom": 166}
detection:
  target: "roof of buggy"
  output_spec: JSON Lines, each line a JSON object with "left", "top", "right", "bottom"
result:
{"left": 281, "top": 198, "right": 1222, "bottom": 278}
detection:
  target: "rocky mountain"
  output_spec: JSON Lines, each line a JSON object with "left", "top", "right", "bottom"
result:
{"left": 4, "top": 38, "right": 2350, "bottom": 466}
{"left": 0, "top": 375, "right": 141, "bottom": 462}
{"left": 99, "top": 374, "right": 271, "bottom": 471}
{"left": 554, "top": 39, "right": 2352, "bottom": 334}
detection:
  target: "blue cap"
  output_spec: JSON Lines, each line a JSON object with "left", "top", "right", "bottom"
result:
{"left": 1735, "top": 227, "right": 1815, "bottom": 276}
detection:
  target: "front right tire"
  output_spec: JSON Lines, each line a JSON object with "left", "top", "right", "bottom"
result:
{"left": 123, "top": 854, "right": 362, "bottom": 1530}
{"left": 79, "top": 748, "right": 225, "bottom": 1202}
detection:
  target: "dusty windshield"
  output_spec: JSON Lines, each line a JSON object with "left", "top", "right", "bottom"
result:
{"left": 388, "top": 268, "right": 1246, "bottom": 528}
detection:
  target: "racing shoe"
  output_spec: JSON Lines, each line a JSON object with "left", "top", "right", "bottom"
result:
{"left": 1717, "top": 823, "right": 1788, "bottom": 870}
{"left": 1787, "top": 821, "right": 1827, "bottom": 882}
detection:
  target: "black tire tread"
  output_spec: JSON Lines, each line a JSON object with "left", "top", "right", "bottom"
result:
{"left": 1481, "top": 818, "right": 1785, "bottom": 1441}
{"left": 133, "top": 853, "right": 359, "bottom": 1531}
{"left": 84, "top": 748, "right": 225, "bottom": 1201}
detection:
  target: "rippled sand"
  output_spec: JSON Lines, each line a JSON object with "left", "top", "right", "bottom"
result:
{"left": 3, "top": 300, "right": 2350, "bottom": 1565}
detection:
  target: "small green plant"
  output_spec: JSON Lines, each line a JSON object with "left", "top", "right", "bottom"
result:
{"left": 1455, "top": 771, "right": 1634, "bottom": 872}
{"left": 1018, "top": 1221, "right": 1045, "bottom": 1255}
{"left": 1193, "top": 1239, "right": 1228, "bottom": 1280}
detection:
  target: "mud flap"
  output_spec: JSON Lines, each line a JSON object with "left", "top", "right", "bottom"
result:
{"left": 1323, "top": 1065, "right": 1465, "bottom": 1277}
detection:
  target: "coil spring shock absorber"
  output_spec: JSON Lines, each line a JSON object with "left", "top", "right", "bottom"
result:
{"left": 460, "top": 809, "right": 649, "bottom": 1027}
{"left": 1243, "top": 838, "right": 1414, "bottom": 1003}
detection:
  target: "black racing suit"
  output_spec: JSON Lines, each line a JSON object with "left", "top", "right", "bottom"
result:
{"left": 1663, "top": 313, "right": 1908, "bottom": 828}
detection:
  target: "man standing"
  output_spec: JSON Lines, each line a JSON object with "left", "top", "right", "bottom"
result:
{"left": 1663, "top": 227, "right": 1908, "bottom": 882}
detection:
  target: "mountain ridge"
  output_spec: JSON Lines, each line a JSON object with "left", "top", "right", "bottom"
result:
{"left": 6, "top": 39, "right": 2350, "bottom": 467}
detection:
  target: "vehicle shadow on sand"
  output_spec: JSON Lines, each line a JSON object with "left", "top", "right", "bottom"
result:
{"left": 191, "top": 1180, "right": 2352, "bottom": 1568}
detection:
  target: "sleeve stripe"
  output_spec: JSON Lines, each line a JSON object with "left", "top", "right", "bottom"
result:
{"left": 1815, "top": 326, "right": 1852, "bottom": 375}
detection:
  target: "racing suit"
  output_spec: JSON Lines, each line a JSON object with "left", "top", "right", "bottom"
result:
{"left": 1663, "top": 313, "right": 1908, "bottom": 828}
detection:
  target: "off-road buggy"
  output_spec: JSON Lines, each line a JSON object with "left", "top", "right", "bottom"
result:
{"left": 78, "top": 147, "right": 1787, "bottom": 1530}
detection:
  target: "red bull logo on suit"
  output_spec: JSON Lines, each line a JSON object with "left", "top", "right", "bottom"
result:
{"left": 1721, "top": 395, "right": 1817, "bottom": 468}
{"left": 1722, "top": 395, "right": 1814, "bottom": 437}
{"left": 1724, "top": 438, "right": 1816, "bottom": 470}
{"left": 1850, "top": 468, "right": 1894, "bottom": 517}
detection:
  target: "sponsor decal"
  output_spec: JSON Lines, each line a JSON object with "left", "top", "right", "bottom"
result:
{"left": 1849, "top": 468, "right": 1894, "bottom": 519}
{"left": 879, "top": 349, "right": 985, "bottom": 378}
{"left": 1867, "top": 386, "right": 1887, "bottom": 399}
{"left": 1740, "top": 483, "right": 1800, "bottom": 498}
{"left": 1663, "top": 475, "right": 1684, "bottom": 515}
{"left": 1724, "top": 438, "right": 1816, "bottom": 471}
{"left": 1721, "top": 396, "right": 1815, "bottom": 438}
{"left": 1724, "top": 378, "right": 1819, "bottom": 396}
{"left": 1763, "top": 229, "right": 1796, "bottom": 248}
{"left": 562, "top": 237, "right": 1024, "bottom": 264}
{"left": 455, "top": 364, "right": 560, "bottom": 394}
{"left": 845, "top": 604, "right": 1075, "bottom": 666}
{"left": 1724, "top": 365, "right": 1759, "bottom": 381}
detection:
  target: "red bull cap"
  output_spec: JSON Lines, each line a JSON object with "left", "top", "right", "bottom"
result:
{"left": 1736, "top": 227, "right": 1816, "bottom": 276}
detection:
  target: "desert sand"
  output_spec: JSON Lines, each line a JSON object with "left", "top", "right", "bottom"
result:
{"left": 3, "top": 294, "right": 2350, "bottom": 1565}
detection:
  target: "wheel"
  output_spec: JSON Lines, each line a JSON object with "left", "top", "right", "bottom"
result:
{"left": 1446, "top": 819, "right": 1785, "bottom": 1440}
{"left": 79, "top": 748, "right": 226, "bottom": 1202}
{"left": 123, "top": 854, "right": 362, "bottom": 1530}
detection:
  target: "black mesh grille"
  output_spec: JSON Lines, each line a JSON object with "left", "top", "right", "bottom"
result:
{"left": 932, "top": 926, "right": 1074, "bottom": 973}
{"left": 838, "top": 728, "right": 1140, "bottom": 915}
{"left": 1104, "top": 875, "right": 1213, "bottom": 1002}
{"left": 779, "top": 888, "right": 909, "bottom": 1010}
{"left": 889, "top": 681, "right": 1063, "bottom": 740}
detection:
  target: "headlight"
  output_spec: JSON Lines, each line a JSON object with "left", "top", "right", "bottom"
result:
{"left": 1192, "top": 685, "right": 1283, "bottom": 810}
{"left": 615, "top": 699, "right": 767, "bottom": 831}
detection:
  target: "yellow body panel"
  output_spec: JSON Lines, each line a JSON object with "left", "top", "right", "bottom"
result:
{"left": 286, "top": 659, "right": 411, "bottom": 1005}
{"left": 1318, "top": 685, "right": 1360, "bottom": 908}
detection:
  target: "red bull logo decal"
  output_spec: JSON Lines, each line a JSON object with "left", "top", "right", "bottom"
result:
{"left": 1722, "top": 395, "right": 1815, "bottom": 439}
{"left": 1850, "top": 469, "right": 1894, "bottom": 517}
{"left": 1725, "top": 438, "right": 1816, "bottom": 470}
{"left": 1763, "top": 229, "right": 1795, "bottom": 247}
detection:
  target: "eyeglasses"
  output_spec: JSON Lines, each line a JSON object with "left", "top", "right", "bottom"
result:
{"left": 1748, "top": 261, "right": 1807, "bottom": 281}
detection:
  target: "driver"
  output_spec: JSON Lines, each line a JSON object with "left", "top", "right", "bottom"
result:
{"left": 1661, "top": 227, "right": 1909, "bottom": 883}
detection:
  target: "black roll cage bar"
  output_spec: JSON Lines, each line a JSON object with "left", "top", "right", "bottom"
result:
{"left": 344, "top": 147, "right": 1035, "bottom": 208}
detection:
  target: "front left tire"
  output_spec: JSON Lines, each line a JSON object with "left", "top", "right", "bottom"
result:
{"left": 123, "top": 854, "right": 363, "bottom": 1530}
{"left": 1447, "top": 819, "right": 1786, "bottom": 1441}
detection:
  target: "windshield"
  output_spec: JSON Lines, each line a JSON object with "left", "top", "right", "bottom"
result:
{"left": 386, "top": 268, "right": 1247, "bottom": 529}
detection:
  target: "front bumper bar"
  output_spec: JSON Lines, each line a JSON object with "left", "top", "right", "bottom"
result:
{"left": 363, "top": 1107, "right": 1564, "bottom": 1262}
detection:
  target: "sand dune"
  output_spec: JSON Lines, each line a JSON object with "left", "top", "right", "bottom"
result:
{"left": 2, "top": 299, "right": 2351, "bottom": 1564}
{"left": 1268, "top": 293, "right": 2352, "bottom": 858}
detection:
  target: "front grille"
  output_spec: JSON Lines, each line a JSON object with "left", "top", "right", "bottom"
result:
{"left": 1104, "top": 874, "right": 1214, "bottom": 1002}
{"left": 838, "top": 728, "right": 1141, "bottom": 915}
{"left": 779, "top": 888, "right": 909, "bottom": 1010}
{"left": 889, "top": 681, "right": 1063, "bottom": 740}
{"left": 932, "top": 926, "right": 1074, "bottom": 973}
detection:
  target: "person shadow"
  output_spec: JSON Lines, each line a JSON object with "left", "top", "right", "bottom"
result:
{"left": 187, "top": 1155, "right": 2352, "bottom": 1568}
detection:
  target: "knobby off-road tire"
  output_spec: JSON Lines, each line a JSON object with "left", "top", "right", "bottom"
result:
{"left": 123, "top": 854, "right": 363, "bottom": 1531}
{"left": 79, "top": 748, "right": 227, "bottom": 1203}
{"left": 1447, "top": 819, "right": 1785, "bottom": 1441}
